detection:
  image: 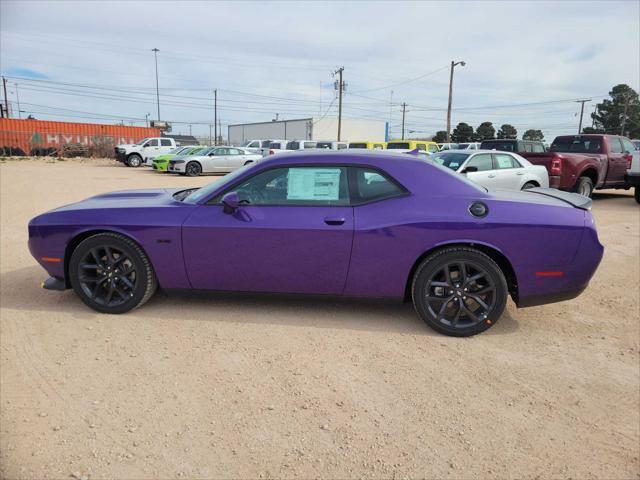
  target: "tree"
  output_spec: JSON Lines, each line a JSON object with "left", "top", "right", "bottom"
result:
{"left": 523, "top": 129, "right": 544, "bottom": 141}
{"left": 591, "top": 84, "right": 640, "bottom": 138}
{"left": 497, "top": 124, "right": 518, "bottom": 139}
{"left": 451, "top": 122, "right": 474, "bottom": 142}
{"left": 432, "top": 131, "right": 448, "bottom": 143}
{"left": 475, "top": 122, "right": 495, "bottom": 140}
{"left": 582, "top": 126, "right": 604, "bottom": 134}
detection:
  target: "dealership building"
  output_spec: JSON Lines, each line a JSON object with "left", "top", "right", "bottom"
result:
{"left": 228, "top": 117, "right": 388, "bottom": 145}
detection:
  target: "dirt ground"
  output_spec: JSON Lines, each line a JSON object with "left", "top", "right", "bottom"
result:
{"left": 1, "top": 158, "right": 638, "bottom": 480}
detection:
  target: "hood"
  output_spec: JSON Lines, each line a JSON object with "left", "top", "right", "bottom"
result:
{"left": 116, "top": 144, "right": 142, "bottom": 150}
{"left": 47, "top": 188, "right": 188, "bottom": 213}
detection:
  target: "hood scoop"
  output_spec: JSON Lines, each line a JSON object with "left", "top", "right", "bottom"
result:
{"left": 90, "top": 189, "right": 167, "bottom": 200}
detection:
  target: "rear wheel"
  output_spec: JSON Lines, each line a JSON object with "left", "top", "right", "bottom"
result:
{"left": 185, "top": 161, "right": 202, "bottom": 177}
{"left": 521, "top": 182, "right": 537, "bottom": 190}
{"left": 69, "top": 233, "right": 157, "bottom": 314}
{"left": 127, "top": 154, "right": 142, "bottom": 167}
{"left": 575, "top": 176, "right": 594, "bottom": 197}
{"left": 412, "top": 247, "right": 508, "bottom": 337}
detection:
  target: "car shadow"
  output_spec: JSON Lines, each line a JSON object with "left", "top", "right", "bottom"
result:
{"left": 1, "top": 266, "right": 520, "bottom": 336}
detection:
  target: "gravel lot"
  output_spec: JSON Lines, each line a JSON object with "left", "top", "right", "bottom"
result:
{"left": 1, "top": 158, "right": 638, "bottom": 479}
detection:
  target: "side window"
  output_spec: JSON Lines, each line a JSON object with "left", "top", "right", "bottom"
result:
{"left": 228, "top": 148, "right": 241, "bottom": 155}
{"left": 428, "top": 144, "right": 438, "bottom": 153}
{"left": 249, "top": 141, "right": 259, "bottom": 148}
{"left": 523, "top": 142, "right": 533, "bottom": 153}
{"left": 226, "top": 167, "right": 349, "bottom": 206}
{"left": 465, "top": 154, "right": 493, "bottom": 172}
{"left": 304, "top": 142, "right": 316, "bottom": 149}
{"left": 494, "top": 154, "right": 519, "bottom": 169}
{"left": 416, "top": 144, "right": 426, "bottom": 151}
{"left": 160, "top": 139, "right": 172, "bottom": 146}
{"left": 337, "top": 143, "right": 347, "bottom": 150}
{"left": 287, "top": 141, "right": 300, "bottom": 150}
{"left": 351, "top": 167, "right": 406, "bottom": 204}
{"left": 373, "top": 143, "right": 384, "bottom": 150}
{"left": 622, "top": 138, "right": 635, "bottom": 153}
{"left": 145, "top": 139, "right": 159, "bottom": 147}
{"left": 213, "top": 148, "right": 228, "bottom": 156}
{"left": 609, "top": 137, "right": 623, "bottom": 154}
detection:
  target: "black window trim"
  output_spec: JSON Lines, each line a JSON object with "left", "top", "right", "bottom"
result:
{"left": 207, "top": 163, "right": 409, "bottom": 207}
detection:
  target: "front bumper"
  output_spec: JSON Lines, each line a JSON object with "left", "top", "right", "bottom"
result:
{"left": 114, "top": 148, "right": 127, "bottom": 162}
{"left": 153, "top": 161, "right": 169, "bottom": 172}
{"left": 168, "top": 163, "right": 185, "bottom": 173}
{"left": 625, "top": 172, "right": 640, "bottom": 187}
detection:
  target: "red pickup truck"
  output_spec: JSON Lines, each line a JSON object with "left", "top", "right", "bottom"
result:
{"left": 519, "top": 134, "right": 635, "bottom": 197}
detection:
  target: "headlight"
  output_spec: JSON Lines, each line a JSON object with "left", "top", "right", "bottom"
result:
{"left": 173, "top": 160, "right": 186, "bottom": 164}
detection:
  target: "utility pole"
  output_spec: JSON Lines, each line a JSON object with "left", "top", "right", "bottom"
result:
{"left": 209, "top": 124, "right": 212, "bottom": 146}
{"left": 152, "top": 48, "right": 160, "bottom": 120}
{"left": 401, "top": 102, "right": 407, "bottom": 140}
{"left": 575, "top": 99, "right": 591, "bottom": 133}
{"left": 214, "top": 89, "right": 218, "bottom": 146}
{"left": 218, "top": 118, "right": 222, "bottom": 144}
{"left": 145, "top": 113, "right": 150, "bottom": 128}
{"left": 389, "top": 90, "right": 394, "bottom": 140}
{"left": 446, "top": 60, "right": 466, "bottom": 143}
{"left": 334, "top": 67, "right": 344, "bottom": 141}
{"left": 620, "top": 93, "right": 631, "bottom": 136}
{"left": 14, "top": 83, "right": 21, "bottom": 119}
{"left": 2, "top": 77, "right": 9, "bottom": 118}
{"left": 189, "top": 124, "right": 192, "bottom": 136}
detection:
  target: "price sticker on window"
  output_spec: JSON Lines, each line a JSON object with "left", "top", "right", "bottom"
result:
{"left": 287, "top": 168, "right": 341, "bottom": 201}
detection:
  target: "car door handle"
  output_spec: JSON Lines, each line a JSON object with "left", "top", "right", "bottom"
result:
{"left": 516, "top": 171, "right": 524, "bottom": 175}
{"left": 324, "top": 217, "right": 345, "bottom": 226}
{"left": 487, "top": 174, "right": 496, "bottom": 178}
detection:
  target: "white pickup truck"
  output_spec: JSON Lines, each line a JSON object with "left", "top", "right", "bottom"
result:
{"left": 115, "top": 137, "right": 178, "bottom": 167}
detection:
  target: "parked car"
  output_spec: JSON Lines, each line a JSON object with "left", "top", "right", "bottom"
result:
{"left": 267, "top": 140, "right": 291, "bottom": 155}
{"left": 388, "top": 140, "right": 439, "bottom": 153}
{"left": 349, "top": 141, "right": 386, "bottom": 150}
{"left": 286, "top": 140, "right": 317, "bottom": 151}
{"left": 519, "top": 134, "right": 635, "bottom": 197}
{"left": 457, "top": 142, "right": 480, "bottom": 150}
{"left": 625, "top": 142, "right": 640, "bottom": 204}
{"left": 630, "top": 139, "right": 640, "bottom": 151}
{"left": 480, "top": 139, "right": 546, "bottom": 153}
{"left": 151, "top": 146, "right": 207, "bottom": 171}
{"left": 168, "top": 146, "right": 261, "bottom": 176}
{"left": 437, "top": 143, "right": 459, "bottom": 151}
{"left": 316, "top": 141, "right": 348, "bottom": 150}
{"left": 431, "top": 150, "right": 549, "bottom": 191}
{"left": 30, "top": 151, "right": 603, "bottom": 337}
{"left": 115, "top": 137, "right": 177, "bottom": 167}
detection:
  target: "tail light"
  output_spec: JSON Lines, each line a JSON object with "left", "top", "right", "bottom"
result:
{"left": 550, "top": 155, "right": 562, "bottom": 176}
{"left": 624, "top": 153, "right": 633, "bottom": 169}
{"left": 269, "top": 149, "right": 275, "bottom": 155}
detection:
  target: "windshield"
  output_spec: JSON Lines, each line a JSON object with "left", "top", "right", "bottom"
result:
{"left": 431, "top": 152, "right": 470, "bottom": 171}
{"left": 551, "top": 136, "right": 603, "bottom": 153}
{"left": 183, "top": 164, "right": 255, "bottom": 203}
{"left": 457, "top": 143, "right": 470, "bottom": 149}
{"left": 135, "top": 137, "right": 150, "bottom": 146}
{"left": 387, "top": 142, "right": 410, "bottom": 149}
{"left": 241, "top": 141, "right": 252, "bottom": 147}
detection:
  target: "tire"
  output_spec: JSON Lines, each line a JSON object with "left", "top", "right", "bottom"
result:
{"left": 69, "top": 233, "right": 157, "bottom": 314}
{"left": 411, "top": 247, "right": 508, "bottom": 337}
{"left": 127, "top": 154, "right": 142, "bottom": 168}
{"left": 574, "top": 176, "right": 594, "bottom": 197}
{"left": 185, "top": 161, "right": 202, "bottom": 177}
{"left": 635, "top": 187, "right": 640, "bottom": 204}
{"left": 521, "top": 182, "right": 537, "bottom": 190}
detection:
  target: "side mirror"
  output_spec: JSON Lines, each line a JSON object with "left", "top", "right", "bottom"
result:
{"left": 208, "top": 152, "right": 215, "bottom": 156}
{"left": 221, "top": 191, "right": 240, "bottom": 214}
{"left": 461, "top": 166, "right": 478, "bottom": 174}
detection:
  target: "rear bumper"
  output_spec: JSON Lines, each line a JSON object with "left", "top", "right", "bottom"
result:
{"left": 625, "top": 172, "right": 640, "bottom": 187}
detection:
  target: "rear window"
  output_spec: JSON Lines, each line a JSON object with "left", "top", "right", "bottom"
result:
{"left": 387, "top": 142, "right": 410, "bottom": 149}
{"left": 431, "top": 152, "right": 470, "bottom": 171}
{"left": 480, "top": 140, "right": 517, "bottom": 152}
{"left": 609, "top": 137, "right": 623, "bottom": 154}
{"left": 551, "top": 136, "right": 603, "bottom": 154}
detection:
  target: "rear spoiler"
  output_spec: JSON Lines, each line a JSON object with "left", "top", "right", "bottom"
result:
{"left": 525, "top": 187, "right": 592, "bottom": 210}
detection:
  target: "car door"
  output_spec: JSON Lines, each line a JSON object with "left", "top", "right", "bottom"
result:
{"left": 205, "top": 147, "right": 230, "bottom": 172}
{"left": 159, "top": 138, "right": 174, "bottom": 154}
{"left": 492, "top": 153, "right": 523, "bottom": 189}
{"left": 606, "top": 137, "right": 628, "bottom": 186}
{"left": 460, "top": 153, "right": 499, "bottom": 189}
{"left": 142, "top": 138, "right": 160, "bottom": 158}
{"left": 226, "top": 148, "right": 247, "bottom": 170}
{"left": 181, "top": 165, "right": 354, "bottom": 294}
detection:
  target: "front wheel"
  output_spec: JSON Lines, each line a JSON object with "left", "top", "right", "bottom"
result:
{"left": 412, "top": 247, "right": 508, "bottom": 337}
{"left": 574, "top": 176, "right": 594, "bottom": 197}
{"left": 185, "top": 162, "right": 202, "bottom": 177}
{"left": 127, "top": 154, "right": 142, "bottom": 167}
{"left": 69, "top": 233, "right": 157, "bottom": 314}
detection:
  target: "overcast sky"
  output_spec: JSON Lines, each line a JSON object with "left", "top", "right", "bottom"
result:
{"left": 1, "top": 0, "right": 639, "bottom": 140}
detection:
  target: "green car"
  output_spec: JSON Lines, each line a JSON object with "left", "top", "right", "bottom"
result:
{"left": 152, "top": 146, "right": 207, "bottom": 172}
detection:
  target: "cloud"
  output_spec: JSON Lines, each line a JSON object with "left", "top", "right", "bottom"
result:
{"left": 4, "top": 67, "right": 49, "bottom": 79}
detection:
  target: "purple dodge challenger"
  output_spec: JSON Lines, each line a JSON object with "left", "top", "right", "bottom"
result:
{"left": 28, "top": 151, "right": 603, "bottom": 336}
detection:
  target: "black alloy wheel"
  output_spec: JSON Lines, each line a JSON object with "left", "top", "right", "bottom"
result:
{"left": 412, "top": 247, "right": 508, "bottom": 336}
{"left": 69, "top": 233, "right": 157, "bottom": 314}
{"left": 185, "top": 162, "right": 202, "bottom": 177}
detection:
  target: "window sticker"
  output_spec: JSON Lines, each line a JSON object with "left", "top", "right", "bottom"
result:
{"left": 496, "top": 156, "right": 513, "bottom": 168}
{"left": 287, "top": 168, "right": 341, "bottom": 201}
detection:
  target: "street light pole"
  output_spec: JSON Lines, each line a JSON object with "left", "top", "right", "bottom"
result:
{"left": 446, "top": 60, "right": 466, "bottom": 143}
{"left": 214, "top": 89, "right": 217, "bottom": 146}
{"left": 152, "top": 48, "right": 160, "bottom": 120}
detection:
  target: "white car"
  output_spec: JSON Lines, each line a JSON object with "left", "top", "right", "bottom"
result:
{"left": 431, "top": 149, "right": 549, "bottom": 191}
{"left": 316, "top": 141, "right": 348, "bottom": 150}
{"left": 267, "top": 140, "right": 291, "bottom": 155}
{"left": 168, "top": 146, "right": 262, "bottom": 176}
{"left": 114, "top": 137, "right": 178, "bottom": 167}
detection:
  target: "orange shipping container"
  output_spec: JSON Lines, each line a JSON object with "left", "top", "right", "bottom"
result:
{"left": 0, "top": 118, "right": 161, "bottom": 157}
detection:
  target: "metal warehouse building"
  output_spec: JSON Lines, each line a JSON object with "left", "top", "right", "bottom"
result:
{"left": 228, "top": 117, "right": 388, "bottom": 145}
